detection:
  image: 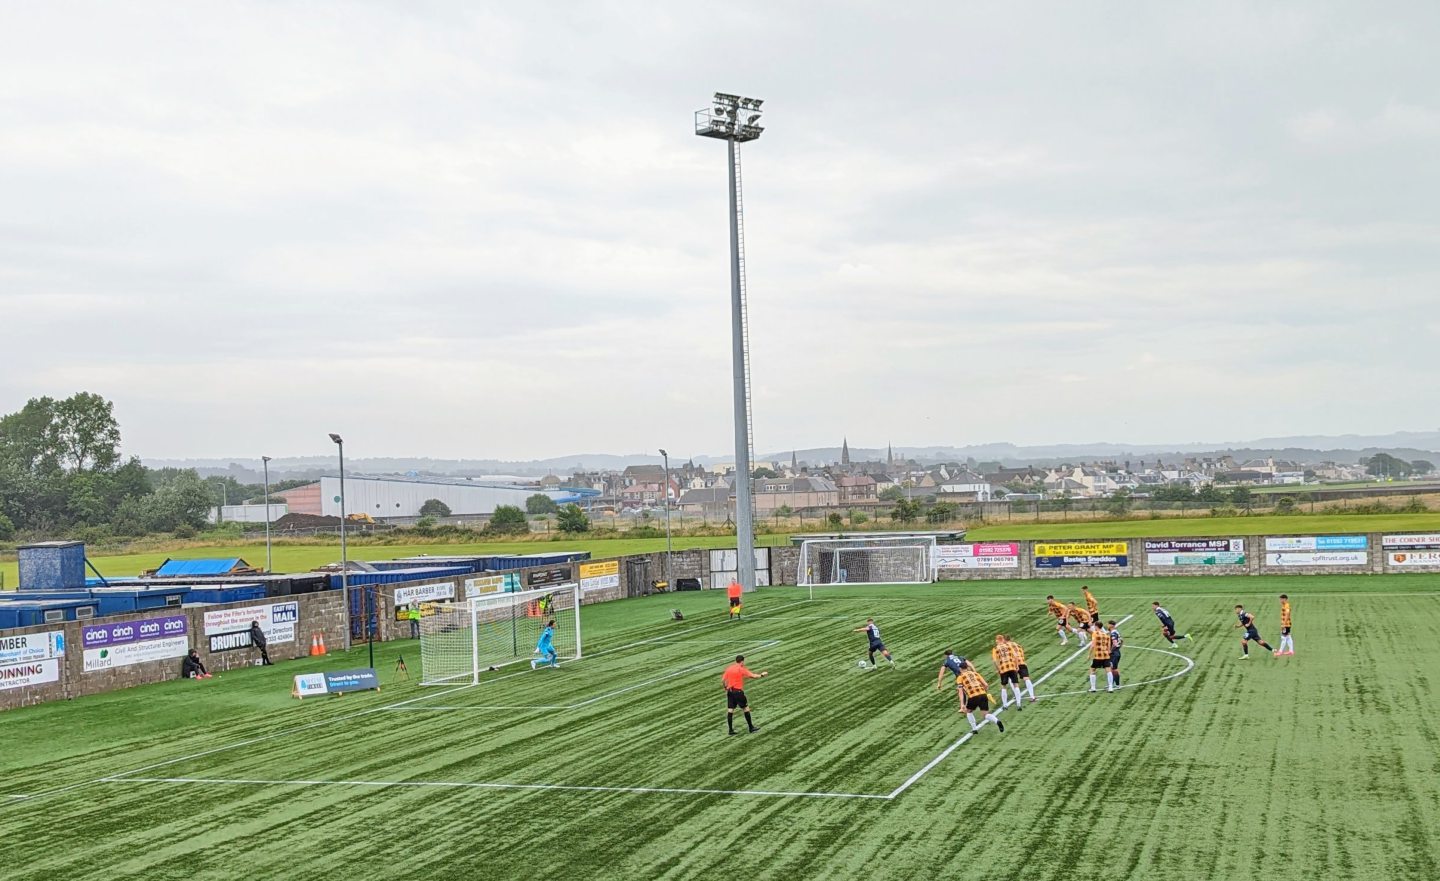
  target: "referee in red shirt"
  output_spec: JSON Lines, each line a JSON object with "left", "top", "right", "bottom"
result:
{"left": 722, "top": 655, "right": 769, "bottom": 735}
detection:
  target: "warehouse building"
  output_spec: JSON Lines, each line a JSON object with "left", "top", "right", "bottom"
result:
{"left": 275, "top": 476, "right": 592, "bottom": 519}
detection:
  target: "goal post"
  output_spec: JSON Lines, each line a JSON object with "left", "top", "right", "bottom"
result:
{"left": 419, "top": 583, "right": 582, "bottom": 686}
{"left": 796, "top": 536, "right": 937, "bottom": 588}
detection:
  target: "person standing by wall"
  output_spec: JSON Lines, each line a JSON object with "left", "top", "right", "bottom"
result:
{"left": 249, "top": 619, "right": 272, "bottom": 666}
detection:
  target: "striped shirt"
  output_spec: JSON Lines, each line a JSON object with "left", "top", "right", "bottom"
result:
{"left": 1084, "top": 589, "right": 1099, "bottom": 615}
{"left": 1048, "top": 599, "right": 1068, "bottom": 619}
{"left": 1010, "top": 641, "right": 1027, "bottom": 666}
{"left": 1069, "top": 605, "right": 1093, "bottom": 625}
{"left": 1089, "top": 628, "right": 1112, "bottom": 660}
{"left": 991, "top": 643, "right": 1019, "bottom": 674}
{"left": 957, "top": 668, "right": 989, "bottom": 698}
{"left": 1280, "top": 601, "right": 1292, "bottom": 628}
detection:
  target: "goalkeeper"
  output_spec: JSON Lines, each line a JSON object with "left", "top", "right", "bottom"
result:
{"left": 530, "top": 618, "right": 560, "bottom": 670}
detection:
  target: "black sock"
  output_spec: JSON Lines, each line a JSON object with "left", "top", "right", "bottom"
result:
{"left": 1113, "top": 673, "right": 1120, "bottom": 686}
{"left": 1243, "top": 645, "right": 1249, "bottom": 654}
{"left": 727, "top": 713, "right": 734, "bottom": 733}
{"left": 1261, "top": 642, "right": 1273, "bottom": 651}
{"left": 744, "top": 711, "right": 754, "bottom": 730}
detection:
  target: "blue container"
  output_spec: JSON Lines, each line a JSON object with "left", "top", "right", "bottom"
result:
{"left": 486, "top": 551, "right": 591, "bottom": 571}
{"left": 0, "top": 598, "right": 100, "bottom": 628}
{"left": 327, "top": 565, "right": 472, "bottom": 590}
{"left": 183, "top": 585, "right": 267, "bottom": 605}
{"left": 18, "top": 541, "right": 88, "bottom": 591}
{"left": 372, "top": 555, "right": 497, "bottom": 574}
{"left": 4, "top": 590, "right": 95, "bottom": 602}
{"left": 87, "top": 586, "right": 191, "bottom": 616}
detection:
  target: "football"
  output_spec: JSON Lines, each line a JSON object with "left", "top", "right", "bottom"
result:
{"left": 857, "top": 660, "right": 868, "bottom": 669}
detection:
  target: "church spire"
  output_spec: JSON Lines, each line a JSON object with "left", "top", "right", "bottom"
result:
{"left": 887, "top": 441, "right": 893, "bottom": 465}
{"left": 791, "top": 449, "right": 798, "bottom": 470}
{"left": 841, "top": 437, "right": 851, "bottom": 466}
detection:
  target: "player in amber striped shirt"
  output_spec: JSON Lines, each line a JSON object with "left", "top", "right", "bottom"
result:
{"left": 1006, "top": 636, "right": 1037, "bottom": 703}
{"left": 1046, "top": 595, "right": 1078, "bottom": 645}
{"left": 990, "top": 635, "right": 1024, "bottom": 710}
{"left": 955, "top": 666, "right": 1004, "bottom": 734}
{"left": 1275, "top": 594, "right": 1295, "bottom": 656}
{"left": 1087, "top": 625, "right": 1115, "bottom": 693}
{"left": 1082, "top": 585, "right": 1100, "bottom": 621}
{"left": 1067, "top": 603, "right": 1094, "bottom": 648}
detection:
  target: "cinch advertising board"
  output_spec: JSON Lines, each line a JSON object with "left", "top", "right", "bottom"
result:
{"left": 579, "top": 560, "right": 621, "bottom": 591}
{"left": 202, "top": 602, "right": 299, "bottom": 653}
{"left": 81, "top": 614, "right": 189, "bottom": 672}
{"left": 935, "top": 543, "right": 1021, "bottom": 569}
{"left": 1145, "top": 538, "right": 1246, "bottom": 567}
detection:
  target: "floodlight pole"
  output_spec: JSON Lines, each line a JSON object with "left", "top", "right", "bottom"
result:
{"left": 330, "top": 433, "right": 352, "bottom": 652}
{"left": 262, "top": 456, "right": 273, "bottom": 573}
{"left": 660, "top": 448, "right": 673, "bottom": 584}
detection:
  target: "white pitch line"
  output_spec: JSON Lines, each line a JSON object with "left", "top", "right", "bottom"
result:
{"left": 1039, "top": 645, "right": 1195, "bottom": 700}
{"left": 111, "top": 776, "right": 890, "bottom": 801}
{"left": 885, "top": 613, "right": 1135, "bottom": 800}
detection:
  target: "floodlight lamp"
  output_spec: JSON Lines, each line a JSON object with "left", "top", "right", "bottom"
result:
{"left": 659, "top": 448, "right": 668, "bottom": 457}
{"left": 747, "top": 114, "right": 761, "bottom": 124}
{"left": 714, "top": 92, "right": 740, "bottom": 106}
{"left": 329, "top": 433, "right": 343, "bottom": 445}
{"left": 750, "top": 98, "right": 763, "bottom": 109}
{"left": 262, "top": 455, "right": 272, "bottom": 463}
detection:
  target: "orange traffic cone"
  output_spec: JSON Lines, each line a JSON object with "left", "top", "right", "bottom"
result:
{"left": 309, "top": 634, "right": 320, "bottom": 656}
{"left": 316, "top": 633, "right": 328, "bottom": 656}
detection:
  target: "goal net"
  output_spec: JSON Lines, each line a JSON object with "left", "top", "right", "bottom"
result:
{"left": 419, "top": 583, "right": 582, "bottom": 686}
{"left": 797, "top": 536, "right": 937, "bottom": 586}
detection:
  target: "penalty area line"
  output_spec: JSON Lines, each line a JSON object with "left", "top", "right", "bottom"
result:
{"left": 884, "top": 613, "right": 1134, "bottom": 801}
{"left": 108, "top": 776, "right": 890, "bottom": 801}
{"left": 1038, "top": 645, "right": 1195, "bottom": 700}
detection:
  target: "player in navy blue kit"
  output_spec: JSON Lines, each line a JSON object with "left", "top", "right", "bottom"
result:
{"left": 935, "top": 649, "right": 969, "bottom": 692}
{"left": 853, "top": 618, "right": 895, "bottom": 668}
{"left": 1234, "top": 605, "right": 1274, "bottom": 659}
{"left": 1152, "top": 602, "right": 1189, "bottom": 646}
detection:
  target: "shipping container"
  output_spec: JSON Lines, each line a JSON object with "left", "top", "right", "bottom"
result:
{"left": 326, "top": 565, "right": 473, "bottom": 590}
{"left": 0, "top": 598, "right": 100, "bottom": 628}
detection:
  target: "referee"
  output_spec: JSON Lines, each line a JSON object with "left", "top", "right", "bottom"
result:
{"left": 721, "top": 655, "right": 769, "bottom": 735}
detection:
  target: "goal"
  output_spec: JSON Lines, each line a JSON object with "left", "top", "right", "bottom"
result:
{"left": 796, "top": 536, "right": 937, "bottom": 586}
{"left": 419, "top": 583, "right": 582, "bottom": 685}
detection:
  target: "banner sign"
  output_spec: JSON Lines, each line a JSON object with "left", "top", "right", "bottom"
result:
{"left": 393, "top": 600, "right": 446, "bottom": 622}
{"left": 527, "top": 566, "right": 573, "bottom": 587}
{"left": 579, "top": 560, "right": 621, "bottom": 591}
{"left": 1382, "top": 534, "right": 1440, "bottom": 549}
{"left": 292, "top": 667, "right": 382, "bottom": 699}
{"left": 393, "top": 581, "right": 455, "bottom": 608}
{"left": 202, "top": 602, "right": 299, "bottom": 653}
{"left": 1387, "top": 551, "right": 1440, "bottom": 568}
{"left": 1145, "top": 538, "right": 1246, "bottom": 567}
{"left": 82, "top": 614, "right": 189, "bottom": 672}
{"left": 0, "top": 658, "right": 62, "bottom": 691}
{"left": 0, "top": 631, "right": 66, "bottom": 666}
{"left": 936, "top": 543, "right": 1021, "bottom": 569}
{"left": 1034, "top": 541, "right": 1129, "bottom": 569}
{"left": 1267, "top": 551, "right": 1368, "bottom": 567}
{"left": 1264, "top": 535, "right": 1367, "bottom": 552}
{"left": 465, "top": 574, "right": 506, "bottom": 597}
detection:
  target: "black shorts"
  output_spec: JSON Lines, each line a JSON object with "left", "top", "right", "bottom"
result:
{"left": 1281, "top": 626, "right": 1291, "bottom": 636}
{"left": 726, "top": 689, "right": 748, "bottom": 709}
{"left": 1090, "top": 658, "right": 1112, "bottom": 669}
{"left": 1109, "top": 650, "right": 1121, "bottom": 667}
{"left": 1159, "top": 618, "right": 1177, "bottom": 635}
{"left": 1016, "top": 664, "right": 1029, "bottom": 679}
{"left": 1000, "top": 670, "right": 1019, "bottom": 685}
{"left": 1057, "top": 618, "right": 1068, "bottom": 627}
{"left": 1244, "top": 627, "right": 1262, "bottom": 642}
{"left": 965, "top": 693, "right": 990, "bottom": 712}
{"left": 868, "top": 640, "right": 885, "bottom": 653}
{"left": 729, "top": 597, "right": 741, "bottom": 608}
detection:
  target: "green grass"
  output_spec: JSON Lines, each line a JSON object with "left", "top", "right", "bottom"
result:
{"left": 0, "top": 534, "right": 788, "bottom": 590}
{"left": 966, "top": 511, "right": 1440, "bottom": 540}
{"left": 3, "top": 574, "right": 1438, "bottom": 880}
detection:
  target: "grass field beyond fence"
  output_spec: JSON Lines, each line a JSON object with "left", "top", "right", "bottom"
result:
{"left": 1, "top": 574, "right": 1436, "bottom": 881}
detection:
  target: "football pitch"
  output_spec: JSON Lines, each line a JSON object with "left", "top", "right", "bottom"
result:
{"left": 3, "top": 576, "right": 1438, "bottom": 881}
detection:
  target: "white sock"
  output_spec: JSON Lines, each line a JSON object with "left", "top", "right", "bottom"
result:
{"left": 1089, "top": 673, "right": 1097, "bottom": 690}
{"left": 967, "top": 714, "right": 979, "bottom": 731}
{"left": 1011, "top": 683, "right": 1024, "bottom": 704}
{"left": 1107, "top": 671, "right": 1115, "bottom": 690}
{"left": 1025, "top": 679, "right": 1035, "bottom": 699}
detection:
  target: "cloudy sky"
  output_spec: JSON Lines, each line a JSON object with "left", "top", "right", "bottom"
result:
{"left": 2, "top": 2, "right": 1437, "bottom": 462}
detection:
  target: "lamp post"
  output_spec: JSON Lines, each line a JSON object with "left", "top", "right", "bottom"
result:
{"left": 261, "top": 456, "right": 273, "bottom": 573}
{"left": 329, "top": 433, "right": 353, "bottom": 654}
{"left": 659, "top": 449, "right": 673, "bottom": 584}
{"left": 695, "top": 91, "right": 765, "bottom": 594}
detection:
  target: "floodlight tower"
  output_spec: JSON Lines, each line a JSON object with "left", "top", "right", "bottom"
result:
{"left": 695, "top": 92, "right": 765, "bottom": 594}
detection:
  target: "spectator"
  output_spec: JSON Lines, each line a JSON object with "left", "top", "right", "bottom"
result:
{"left": 182, "top": 649, "right": 211, "bottom": 679}
{"left": 407, "top": 603, "right": 422, "bottom": 639}
{"left": 249, "top": 619, "right": 273, "bottom": 665}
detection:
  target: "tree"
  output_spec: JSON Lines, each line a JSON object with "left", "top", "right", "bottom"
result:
{"left": 419, "top": 498, "right": 452, "bottom": 517}
{"left": 1228, "top": 486, "right": 1252, "bottom": 505}
{"left": 1363, "top": 453, "right": 1413, "bottom": 479}
{"left": 1195, "top": 483, "right": 1226, "bottom": 504}
{"left": 486, "top": 505, "right": 529, "bottom": 535}
{"left": 878, "top": 485, "right": 906, "bottom": 502}
{"left": 927, "top": 501, "right": 958, "bottom": 523}
{"left": 752, "top": 466, "right": 779, "bottom": 479}
{"left": 1413, "top": 460, "right": 1435, "bottom": 475}
{"left": 826, "top": 512, "right": 843, "bottom": 529}
{"left": 557, "top": 503, "right": 590, "bottom": 533}
{"left": 891, "top": 498, "right": 922, "bottom": 523}
{"left": 1105, "top": 487, "right": 1133, "bottom": 516}
{"left": 525, "top": 493, "right": 559, "bottom": 515}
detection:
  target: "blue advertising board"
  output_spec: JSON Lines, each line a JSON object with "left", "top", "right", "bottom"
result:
{"left": 291, "top": 667, "right": 381, "bottom": 699}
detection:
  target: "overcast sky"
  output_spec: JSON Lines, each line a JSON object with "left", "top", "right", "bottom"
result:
{"left": 2, "top": 2, "right": 1437, "bottom": 462}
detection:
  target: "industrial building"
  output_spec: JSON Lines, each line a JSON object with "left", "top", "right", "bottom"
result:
{"left": 275, "top": 476, "right": 595, "bottom": 519}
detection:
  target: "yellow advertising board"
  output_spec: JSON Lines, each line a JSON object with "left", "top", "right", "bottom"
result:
{"left": 1033, "top": 541, "right": 1129, "bottom": 557}
{"left": 579, "top": 560, "right": 620, "bottom": 579}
